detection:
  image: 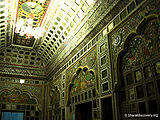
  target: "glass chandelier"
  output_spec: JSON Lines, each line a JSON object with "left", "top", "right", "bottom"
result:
{"left": 15, "top": 1, "right": 44, "bottom": 40}
{"left": 15, "top": 18, "right": 44, "bottom": 39}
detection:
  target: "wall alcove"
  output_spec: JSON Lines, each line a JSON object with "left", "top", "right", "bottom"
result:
{"left": 0, "top": 88, "right": 41, "bottom": 120}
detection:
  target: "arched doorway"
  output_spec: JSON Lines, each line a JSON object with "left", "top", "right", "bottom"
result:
{"left": 67, "top": 66, "right": 98, "bottom": 120}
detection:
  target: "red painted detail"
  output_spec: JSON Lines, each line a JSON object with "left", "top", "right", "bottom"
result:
{"left": 0, "top": 63, "right": 41, "bottom": 68}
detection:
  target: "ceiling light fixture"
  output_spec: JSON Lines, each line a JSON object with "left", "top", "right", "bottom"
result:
{"left": 15, "top": 19, "right": 44, "bottom": 39}
{"left": 39, "top": 0, "right": 46, "bottom": 4}
{"left": 20, "top": 79, "right": 25, "bottom": 84}
{"left": 15, "top": 1, "right": 44, "bottom": 40}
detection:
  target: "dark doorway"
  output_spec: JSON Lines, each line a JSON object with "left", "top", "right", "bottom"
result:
{"left": 101, "top": 97, "right": 113, "bottom": 120}
{"left": 75, "top": 101, "right": 92, "bottom": 120}
{"left": 62, "top": 108, "right": 65, "bottom": 120}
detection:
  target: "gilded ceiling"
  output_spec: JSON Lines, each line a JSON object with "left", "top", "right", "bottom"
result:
{"left": 0, "top": 0, "right": 122, "bottom": 77}
{"left": 0, "top": 0, "right": 98, "bottom": 62}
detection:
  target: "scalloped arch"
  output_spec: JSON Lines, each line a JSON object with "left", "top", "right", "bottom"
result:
{"left": 115, "top": 14, "right": 160, "bottom": 87}
{"left": 66, "top": 66, "right": 99, "bottom": 106}
{"left": 0, "top": 88, "right": 39, "bottom": 104}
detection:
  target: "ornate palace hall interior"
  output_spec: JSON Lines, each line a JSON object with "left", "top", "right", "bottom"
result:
{"left": 0, "top": 0, "right": 159, "bottom": 120}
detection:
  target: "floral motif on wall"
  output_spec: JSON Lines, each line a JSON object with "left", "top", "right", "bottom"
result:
{"left": 71, "top": 67, "right": 95, "bottom": 94}
{"left": 123, "top": 19, "right": 160, "bottom": 71}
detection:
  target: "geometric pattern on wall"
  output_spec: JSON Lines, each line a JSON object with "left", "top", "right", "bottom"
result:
{"left": 0, "top": 46, "right": 45, "bottom": 78}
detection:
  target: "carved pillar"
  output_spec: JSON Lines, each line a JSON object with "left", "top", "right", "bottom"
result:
{"left": 65, "top": 107, "right": 70, "bottom": 120}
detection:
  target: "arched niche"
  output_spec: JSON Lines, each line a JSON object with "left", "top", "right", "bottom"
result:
{"left": 0, "top": 88, "right": 39, "bottom": 104}
{"left": 116, "top": 14, "right": 160, "bottom": 119}
{"left": 66, "top": 66, "right": 99, "bottom": 106}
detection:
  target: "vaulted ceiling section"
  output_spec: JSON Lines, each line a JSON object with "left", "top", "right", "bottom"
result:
{"left": 1, "top": 0, "right": 97, "bottom": 59}
{"left": 0, "top": 0, "right": 122, "bottom": 79}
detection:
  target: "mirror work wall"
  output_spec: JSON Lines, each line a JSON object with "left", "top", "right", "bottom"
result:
{"left": 49, "top": 0, "right": 160, "bottom": 120}
{"left": 66, "top": 46, "right": 99, "bottom": 120}
{"left": 110, "top": 0, "right": 160, "bottom": 119}
{"left": 0, "top": 77, "right": 44, "bottom": 120}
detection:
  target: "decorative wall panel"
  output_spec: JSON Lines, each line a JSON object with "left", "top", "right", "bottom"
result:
{"left": 110, "top": 0, "right": 160, "bottom": 84}
{"left": 49, "top": 76, "right": 62, "bottom": 120}
{"left": 123, "top": 19, "right": 160, "bottom": 72}
{"left": 118, "top": 17, "right": 160, "bottom": 119}
{"left": 71, "top": 67, "right": 95, "bottom": 95}
{"left": 109, "top": 0, "right": 160, "bottom": 119}
{"left": 0, "top": 89, "right": 38, "bottom": 104}
{"left": 66, "top": 46, "right": 99, "bottom": 106}
{"left": 97, "top": 34, "right": 112, "bottom": 96}
{"left": 0, "top": 81, "right": 43, "bottom": 104}
{"left": 0, "top": 76, "right": 44, "bottom": 120}
{"left": 66, "top": 46, "right": 97, "bottom": 85}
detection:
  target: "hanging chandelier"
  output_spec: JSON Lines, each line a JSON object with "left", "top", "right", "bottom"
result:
{"left": 15, "top": 18, "right": 44, "bottom": 39}
{"left": 15, "top": 1, "right": 44, "bottom": 39}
